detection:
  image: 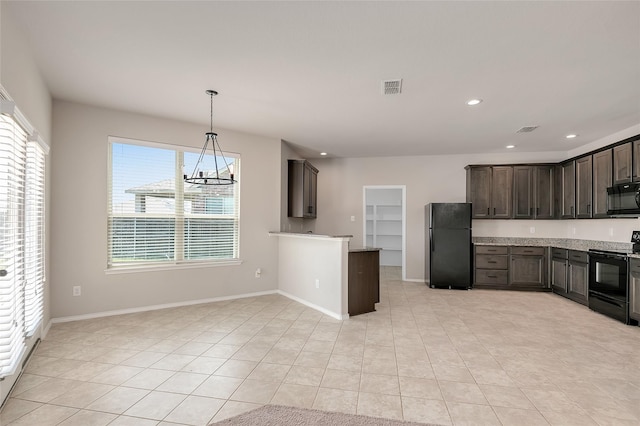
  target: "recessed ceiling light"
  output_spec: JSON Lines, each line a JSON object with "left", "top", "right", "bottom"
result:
{"left": 320, "top": 152, "right": 327, "bottom": 156}
{"left": 467, "top": 99, "right": 482, "bottom": 106}
{"left": 506, "top": 145, "right": 515, "bottom": 149}
{"left": 566, "top": 134, "right": 578, "bottom": 139}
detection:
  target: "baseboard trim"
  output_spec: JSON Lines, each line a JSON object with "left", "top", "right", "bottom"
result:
{"left": 277, "top": 290, "right": 348, "bottom": 321}
{"left": 404, "top": 278, "right": 426, "bottom": 283}
{"left": 42, "top": 319, "right": 53, "bottom": 338}
{"left": 50, "top": 290, "right": 279, "bottom": 324}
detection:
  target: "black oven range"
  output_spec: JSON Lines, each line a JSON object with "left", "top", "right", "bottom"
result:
{"left": 588, "top": 249, "right": 636, "bottom": 325}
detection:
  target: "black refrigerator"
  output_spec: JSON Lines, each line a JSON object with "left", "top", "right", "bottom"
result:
{"left": 426, "top": 203, "right": 472, "bottom": 289}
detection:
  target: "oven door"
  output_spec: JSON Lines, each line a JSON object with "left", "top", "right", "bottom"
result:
{"left": 588, "top": 253, "right": 628, "bottom": 300}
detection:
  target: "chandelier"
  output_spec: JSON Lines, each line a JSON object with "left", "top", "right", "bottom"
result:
{"left": 184, "top": 90, "right": 237, "bottom": 185}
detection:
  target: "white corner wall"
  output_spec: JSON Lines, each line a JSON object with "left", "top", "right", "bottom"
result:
{"left": 51, "top": 100, "right": 281, "bottom": 318}
{"left": 275, "top": 234, "right": 348, "bottom": 319}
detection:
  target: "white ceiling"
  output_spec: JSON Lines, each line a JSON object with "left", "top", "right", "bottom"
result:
{"left": 5, "top": 1, "right": 640, "bottom": 158}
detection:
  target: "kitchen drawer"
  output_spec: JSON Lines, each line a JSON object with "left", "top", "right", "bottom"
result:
{"left": 551, "top": 248, "right": 568, "bottom": 259}
{"left": 568, "top": 250, "right": 588, "bottom": 263}
{"left": 476, "top": 254, "right": 508, "bottom": 269}
{"left": 475, "top": 246, "right": 508, "bottom": 255}
{"left": 511, "top": 246, "right": 545, "bottom": 256}
{"left": 475, "top": 269, "right": 508, "bottom": 285}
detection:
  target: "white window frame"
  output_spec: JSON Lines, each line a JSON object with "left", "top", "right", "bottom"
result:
{"left": 107, "top": 136, "right": 241, "bottom": 272}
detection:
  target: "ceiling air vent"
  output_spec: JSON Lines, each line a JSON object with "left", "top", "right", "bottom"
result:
{"left": 382, "top": 79, "right": 402, "bottom": 95}
{"left": 516, "top": 126, "right": 539, "bottom": 133}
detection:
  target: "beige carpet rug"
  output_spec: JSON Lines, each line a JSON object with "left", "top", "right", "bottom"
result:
{"left": 210, "top": 405, "right": 442, "bottom": 425}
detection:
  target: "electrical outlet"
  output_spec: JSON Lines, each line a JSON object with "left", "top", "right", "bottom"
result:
{"left": 72, "top": 286, "right": 81, "bottom": 296}
{"left": 609, "top": 228, "right": 614, "bottom": 237}
{"left": 529, "top": 226, "right": 535, "bottom": 234}
{"left": 315, "top": 279, "right": 320, "bottom": 289}
{"left": 255, "top": 268, "right": 261, "bottom": 278}
{"left": 350, "top": 215, "right": 355, "bottom": 222}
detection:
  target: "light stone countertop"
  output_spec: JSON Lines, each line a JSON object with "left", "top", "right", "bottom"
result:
{"left": 473, "top": 237, "right": 634, "bottom": 253}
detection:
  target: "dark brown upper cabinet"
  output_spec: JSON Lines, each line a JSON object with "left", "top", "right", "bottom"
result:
{"left": 513, "top": 165, "right": 555, "bottom": 219}
{"left": 288, "top": 159, "right": 318, "bottom": 218}
{"left": 593, "top": 149, "right": 612, "bottom": 217}
{"left": 466, "top": 166, "right": 512, "bottom": 219}
{"left": 561, "top": 161, "right": 576, "bottom": 218}
{"left": 466, "top": 166, "right": 492, "bottom": 218}
{"left": 491, "top": 167, "right": 513, "bottom": 218}
{"left": 575, "top": 156, "right": 593, "bottom": 218}
{"left": 513, "top": 166, "right": 533, "bottom": 219}
{"left": 613, "top": 143, "right": 632, "bottom": 184}
{"left": 535, "top": 166, "right": 555, "bottom": 219}
{"left": 634, "top": 140, "right": 640, "bottom": 182}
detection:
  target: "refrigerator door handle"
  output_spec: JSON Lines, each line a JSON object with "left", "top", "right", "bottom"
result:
{"left": 429, "top": 229, "right": 434, "bottom": 253}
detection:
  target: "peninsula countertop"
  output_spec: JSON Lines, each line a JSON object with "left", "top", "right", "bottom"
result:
{"left": 269, "top": 232, "right": 353, "bottom": 240}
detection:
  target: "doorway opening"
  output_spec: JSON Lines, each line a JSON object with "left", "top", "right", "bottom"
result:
{"left": 363, "top": 186, "right": 406, "bottom": 281}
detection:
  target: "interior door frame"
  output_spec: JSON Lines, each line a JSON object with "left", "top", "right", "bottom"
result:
{"left": 362, "top": 185, "right": 406, "bottom": 281}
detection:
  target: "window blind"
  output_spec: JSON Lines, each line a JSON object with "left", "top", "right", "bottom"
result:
{"left": 0, "top": 114, "right": 27, "bottom": 377}
{"left": 108, "top": 138, "right": 240, "bottom": 268}
{"left": 23, "top": 142, "right": 45, "bottom": 335}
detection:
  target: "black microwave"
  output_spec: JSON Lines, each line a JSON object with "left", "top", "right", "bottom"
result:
{"left": 607, "top": 182, "right": 640, "bottom": 215}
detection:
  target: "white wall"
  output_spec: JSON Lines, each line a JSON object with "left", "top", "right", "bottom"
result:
{"left": 313, "top": 128, "right": 640, "bottom": 281}
{"left": 1, "top": 4, "right": 53, "bottom": 325}
{"left": 50, "top": 100, "right": 281, "bottom": 318}
{"left": 275, "top": 234, "right": 348, "bottom": 319}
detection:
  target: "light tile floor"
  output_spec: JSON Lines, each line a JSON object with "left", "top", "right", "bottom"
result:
{"left": 2, "top": 267, "right": 640, "bottom": 425}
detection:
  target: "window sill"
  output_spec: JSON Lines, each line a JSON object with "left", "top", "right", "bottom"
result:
{"left": 104, "top": 259, "right": 243, "bottom": 275}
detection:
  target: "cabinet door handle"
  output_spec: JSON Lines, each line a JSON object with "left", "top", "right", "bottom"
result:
{"left": 530, "top": 208, "right": 533, "bottom": 216}
{"left": 587, "top": 204, "right": 591, "bottom": 214}
{"left": 537, "top": 207, "right": 540, "bottom": 215}
{"left": 487, "top": 260, "right": 497, "bottom": 264}
{"left": 487, "top": 207, "right": 490, "bottom": 215}
{"left": 524, "top": 250, "right": 533, "bottom": 253}
{"left": 487, "top": 275, "right": 497, "bottom": 278}
{"left": 571, "top": 206, "right": 574, "bottom": 215}
{"left": 494, "top": 207, "right": 496, "bottom": 215}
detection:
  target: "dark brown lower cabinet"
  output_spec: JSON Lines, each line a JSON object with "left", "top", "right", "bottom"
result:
{"left": 348, "top": 249, "right": 380, "bottom": 316}
{"left": 474, "top": 245, "right": 547, "bottom": 290}
{"left": 551, "top": 248, "right": 568, "bottom": 295}
{"left": 509, "top": 247, "right": 546, "bottom": 288}
{"left": 567, "top": 250, "right": 588, "bottom": 305}
{"left": 474, "top": 245, "right": 509, "bottom": 289}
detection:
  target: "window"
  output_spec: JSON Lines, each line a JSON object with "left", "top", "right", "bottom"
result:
{"left": 108, "top": 137, "right": 240, "bottom": 269}
{"left": 0, "top": 95, "right": 47, "bottom": 401}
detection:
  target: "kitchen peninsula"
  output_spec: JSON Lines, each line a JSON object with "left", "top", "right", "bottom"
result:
{"left": 269, "top": 232, "right": 380, "bottom": 319}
